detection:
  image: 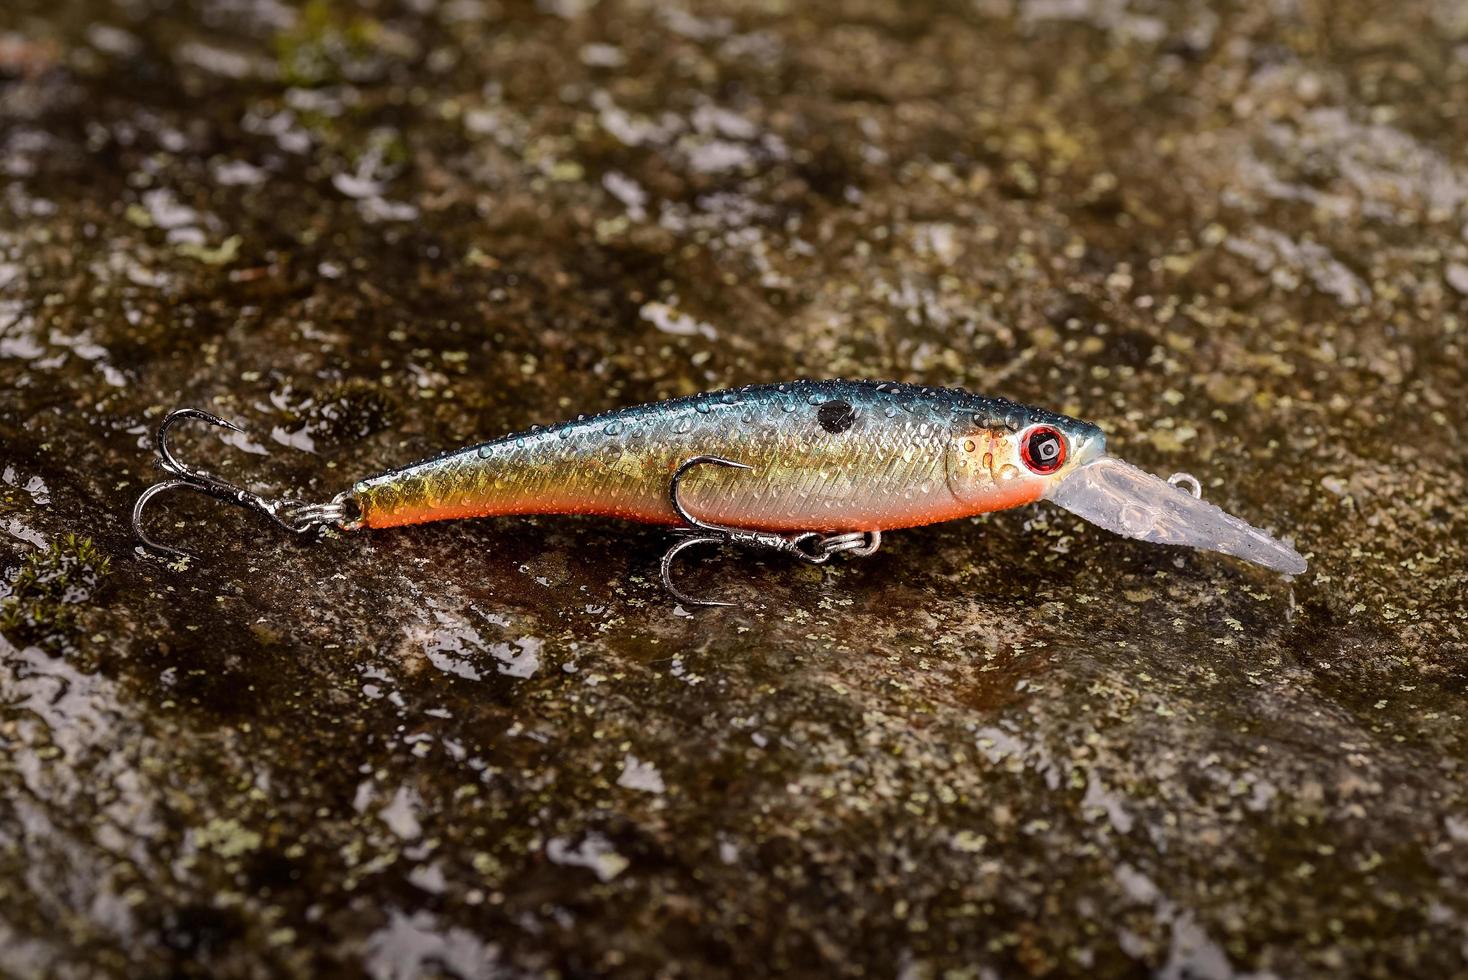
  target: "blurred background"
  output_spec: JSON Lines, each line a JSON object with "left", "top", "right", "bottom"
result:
{"left": 2, "top": 0, "right": 1466, "bottom": 976}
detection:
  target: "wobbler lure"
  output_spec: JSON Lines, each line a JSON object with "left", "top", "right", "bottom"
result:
{"left": 132, "top": 380, "right": 1305, "bottom": 605}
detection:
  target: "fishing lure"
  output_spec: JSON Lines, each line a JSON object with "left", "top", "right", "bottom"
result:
{"left": 132, "top": 380, "right": 1305, "bottom": 605}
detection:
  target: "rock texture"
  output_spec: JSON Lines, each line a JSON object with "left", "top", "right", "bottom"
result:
{"left": 2, "top": 0, "right": 1466, "bottom": 976}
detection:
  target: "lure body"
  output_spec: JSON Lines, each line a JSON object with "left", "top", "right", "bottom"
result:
{"left": 352, "top": 381, "right": 1099, "bottom": 533}
{"left": 133, "top": 380, "right": 1306, "bottom": 603}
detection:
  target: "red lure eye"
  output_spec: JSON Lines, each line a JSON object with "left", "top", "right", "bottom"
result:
{"left": 1020, "top": 426, "right": 1067, "bottom": 474}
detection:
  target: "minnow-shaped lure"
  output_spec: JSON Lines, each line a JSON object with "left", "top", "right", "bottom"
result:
{"left": 132, "top": 380, "right": 1305, "bottom": 605}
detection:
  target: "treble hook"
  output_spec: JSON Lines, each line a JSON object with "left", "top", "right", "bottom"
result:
{"left": 131, "top": 408, "right": 349, "bottom": 560}
{"left": 659, "top": 455, "right": 881, "bottom": 608}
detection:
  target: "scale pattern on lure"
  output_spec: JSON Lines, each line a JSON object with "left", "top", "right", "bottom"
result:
{"left": 133, "top": 380, "right": 1306, "bottom": 605}
{"left": 354, "top": 381, "right": 1086, "bottom": 532}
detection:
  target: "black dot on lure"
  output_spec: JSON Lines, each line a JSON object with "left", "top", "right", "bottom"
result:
{"left": 817, "top": 399, "right": 857, "bottom": 433}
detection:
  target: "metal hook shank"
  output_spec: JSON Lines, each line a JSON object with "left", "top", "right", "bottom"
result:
{"left": 659, "top": 455, "right": 882, "bottom": 607}
{"left": 132, "top": 408, "right": 349, "bottom": 560}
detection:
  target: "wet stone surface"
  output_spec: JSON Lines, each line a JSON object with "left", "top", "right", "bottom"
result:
{"left": 2, "top": 0, "right": 1467, "bottom": 976}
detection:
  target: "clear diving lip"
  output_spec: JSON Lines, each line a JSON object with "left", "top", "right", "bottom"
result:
{"left": 1045, "top": 455, "right": 1307, "bottom": 575}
